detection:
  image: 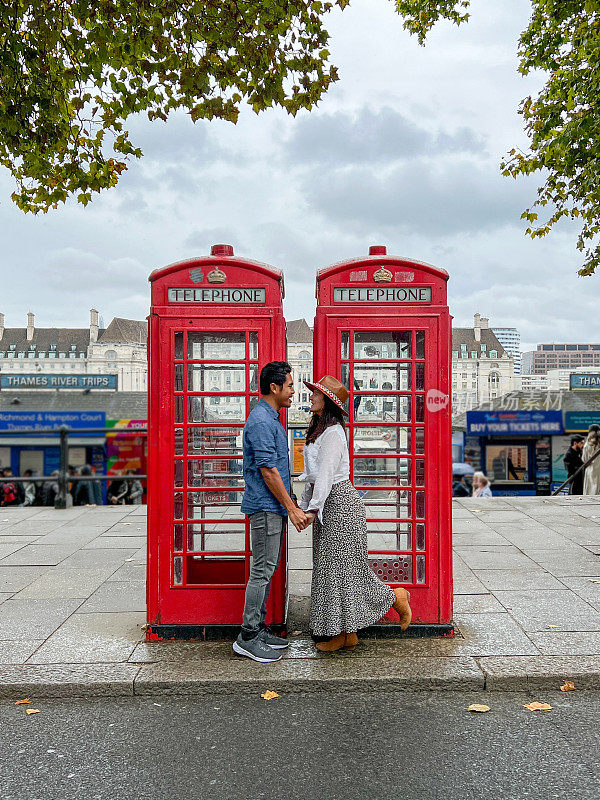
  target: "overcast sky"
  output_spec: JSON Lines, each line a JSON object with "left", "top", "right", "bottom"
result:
{"left": 0, "top": 0, "right": 594, "bottom": 350}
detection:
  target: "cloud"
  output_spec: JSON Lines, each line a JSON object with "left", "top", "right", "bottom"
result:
{"left": 284, "top": 106, "right": 486, "bottom": 166}
{"left": 301, "top": 158, "right": 534, "bottom": 236}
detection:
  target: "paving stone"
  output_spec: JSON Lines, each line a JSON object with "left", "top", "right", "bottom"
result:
{"left": 452, "top": 555, "right": 489, "bottom": 595}
{"left": 27, "top": 611, "right": 145, "bottom": 664}
{"left": 3, "top": 521, "right": 67, "bottom": 535}
{"left": 0, "top": 640, "right": 43, "bottom": 664}
{"left": 0, "top": 535, "right": 42, "bottom": 545}
{"left": 102, "top": 523, "right": 146, "bottom": 536}
{"left": 452, "top": 531, "right": 510, "bottom": 547}
{"left": 525, "top": 549, "right": 600, "bottom": 577}
{"left": 0, "top": 663, "right": 140, "bottom": 697}
{"left": 76, "top": 581, "right": 146, "bottom": 613}
{"left": 493, "top": 589, "right": 600, "bottom": 632}
{"left": 83, "top": 536, "right": 146, "bottom": 550}
{"left": 15, "top": 567, "right": 116, "bottom": 600}
{"left": 60, "top": 548, "right": 137, "bottom": 568}
{"left": 0, "top": 543, "right": 77, "bottom": 567}
{"left": 0, "top": 566, "right": 48, "bottom": 593}
{"left": 106, "top": 563, "right": 146, "bottom": 582}
{"left": 466, "top": 511, "right": 529, "bottom": 523}
{"left": 452, "top": 613, "right": 539, "bottom": 656}
{"left": 452, "top": 594, "right": 505, "bottom": 613}
{"left": 477, "top": 654, "right": 600, "bottom": 690}
{"left": 474, "top": 569, "right": 564, "bottom": 591}
{"left": 0, "top": 591, "right": 12, "bottom": 604}
{"left": 557, "top": 576, "right": 600, "bottom": 611}
{"left": 0, "top": 598, "right": 82, "bottom": 641}
{"left": 454, "top": 546, "right": 537, "bottom": 571}
{"left": 34, "top": 530, "right": 100, "bottom": 546}
{"left": 0, "top": 541, "right": 30, "bottom": 560}
{"left": 529, "top": 631, "right": 600, "bottom": 656}
{"left": 134, "top": 654, "right": 484, "bottom": 695}
{"left": 492, "top": 527, "right": 575, "bottom": 550}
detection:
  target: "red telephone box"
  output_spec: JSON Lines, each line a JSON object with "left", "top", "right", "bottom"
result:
{"left": 146, "top": 245, "right": 288, "bottom": 638}
{"left": 314, "top": 246, "right": 452, "bottom": 629}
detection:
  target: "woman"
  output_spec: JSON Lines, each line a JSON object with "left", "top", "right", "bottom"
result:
{"left": 472, "top": 471, "right": 493, "bottom": 498}
{"left": 299, "top": 375, "right": 412, "bottom": 652}
{"left": 583, "top": 424, "right": 600, "bottom": 495}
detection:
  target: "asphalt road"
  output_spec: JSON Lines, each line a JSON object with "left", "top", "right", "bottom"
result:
{"left": 0, "top": 690, "right": 598, "bottom": 800}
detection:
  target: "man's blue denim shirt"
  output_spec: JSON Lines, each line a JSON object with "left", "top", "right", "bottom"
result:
{"left": 241, "top": 399, "right": 291, "bottom": 517}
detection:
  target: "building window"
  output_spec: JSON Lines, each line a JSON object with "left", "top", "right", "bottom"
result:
{"left": 59, "top": 352, "right": 66, "bottom": 358}
{"left": 488, "top": 371, "right": 500, "bottom": 397}
{"left": 452, "top": 351, "right": 458, "bottom": 358}
{"left": 50, "top": 344, "right": 56, "bottom": 351}
{"left": 17, "top": 352, "right": 25, "bottom": 358}
{"left": 105, "top": 350, "right": 118, "bottom": 360}
{"left": 489, "top": 350, "right": 497, "bottom": 358}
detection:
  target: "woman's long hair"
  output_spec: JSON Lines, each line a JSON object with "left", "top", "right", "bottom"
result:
{"left": 586, "top": 424, "right": 600, "bottom": 451}
{"left": 305, "top": 395, "right": 346, "bottom": 445}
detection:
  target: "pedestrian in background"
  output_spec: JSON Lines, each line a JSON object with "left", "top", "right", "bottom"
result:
{"left": 20, "top": 469, "right": 37, "bottom": 507}
{"left": 472, "top": 471, "right": 493, "bottom": 498}
{"left": 583, "top": 424, "right": 600, "bottom": 495}
{"left": 452, "top": 474, "right": 471, "bottom": 498}
{"left": 74, "top": 465, "right": 97, "bottom": 505}
{"left": 563, "top": 435, "right": 585, "bottom": 495}
{"left": 107, "top": 474, "right": 128, "bottom": 505}
{"left": 127, "top": 470, "right": 144, "bottom": 504}
{"left": 1, "top": 467, "right": 21, "bottom": 507}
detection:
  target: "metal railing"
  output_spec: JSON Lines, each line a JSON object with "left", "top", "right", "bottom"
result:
{"left": 0, "top": 426, "right": 146, "bottom": 509}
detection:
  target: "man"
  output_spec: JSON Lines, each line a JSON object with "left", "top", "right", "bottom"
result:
{"left": 233, "top": 361, "right": 308, "bottom": 664}
{"left": 564, "top": 435, "right": 585, "bottom": 495}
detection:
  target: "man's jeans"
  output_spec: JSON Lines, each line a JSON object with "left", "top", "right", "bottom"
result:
{"left": 241, "top": 511, "right": 284, "bottom": 638}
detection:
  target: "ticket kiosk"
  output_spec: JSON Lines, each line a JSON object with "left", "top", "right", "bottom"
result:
{"left": 314, "top": 246, "right": 452, "bottom": 628}
{"left": 146, "top": 245, "right": 287, "bottom": 638}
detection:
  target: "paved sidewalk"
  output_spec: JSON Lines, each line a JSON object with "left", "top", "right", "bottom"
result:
{"left": 1, "top": 497, "right": 600, "bottom": 697}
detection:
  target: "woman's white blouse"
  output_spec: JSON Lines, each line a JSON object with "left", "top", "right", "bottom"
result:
{"left": 299, "top": 425, "right": 350, "bottom": 523}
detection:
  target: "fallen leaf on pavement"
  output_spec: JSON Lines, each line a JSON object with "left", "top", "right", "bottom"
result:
{"left": 125, "top": 558, "right": 134, "bottom": 562}
{"left": 560, "top": 681, "right": 576, "bottom": 692}
{"left": 122, "top": 523, "right": 132, "bottom": 526}
{"left": 524, "top": 702, "right": 552, "bottom": 711}
{"left": 467, "top": 704, "right": 490, "bottom": 713}
{"left": 471, "top": 509, "right": 483, "bottom": 513}
{"left": 26, "top": 708, "right": 40, "bottom": 715}
{"left": 261, "top": 690, "right": 279, "bottom": 700}
{"left": 547, "top": 625, "right": 560, "bottom": 629}
{"left": 290, "top": 630, "right": 302, "bottom": 636}
{"left": 14, "top": 698, "right": 31, "bottom": 705}
{"left": 589, "top": 579, "right": 600, "bottom": 584}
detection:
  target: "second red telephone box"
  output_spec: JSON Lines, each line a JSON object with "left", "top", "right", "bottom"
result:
{"left": 314, "top": 246, "right": 453, "bottom": 628}
{"left": 146, "top": 245, "right": 288, "bottom": 638}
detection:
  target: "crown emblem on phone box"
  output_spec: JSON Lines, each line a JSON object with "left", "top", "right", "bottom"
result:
{"left": 373, "top": 267, "right": 392, "bottom": 282}
{"left": 207, "top": 268, "right": 227, "bottom": 283}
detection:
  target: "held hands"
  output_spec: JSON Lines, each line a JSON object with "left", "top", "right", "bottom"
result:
{"left": 288, "top": 506, "right": 316, "bottom": 532}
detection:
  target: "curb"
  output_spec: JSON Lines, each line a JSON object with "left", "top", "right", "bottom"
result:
{"left": 2, "top": 658, "right": 600, "bottom": 699}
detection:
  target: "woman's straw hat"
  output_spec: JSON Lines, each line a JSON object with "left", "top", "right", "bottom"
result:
{"left": 303, "top": 375, "right": 349, "bottom": 416}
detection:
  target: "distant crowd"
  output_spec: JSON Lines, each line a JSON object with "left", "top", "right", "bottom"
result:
{"left": 0, "top": 466, "right": 144, "bottom": 507}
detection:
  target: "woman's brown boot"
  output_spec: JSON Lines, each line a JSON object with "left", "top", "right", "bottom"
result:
{"left": 393, "top": 588, "right": 412, "bottom": 631}
{"left": 315, "top": 633, "right": 346, "bottom": 652}
{"left": 343, "top": 633, "right": 358, "bottom": 648}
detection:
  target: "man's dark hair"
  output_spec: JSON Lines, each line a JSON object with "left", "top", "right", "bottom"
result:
{"left": 571, "top": 435, "right": 585, "bottom": 445}
{"left": 24, "top": 469, "right": 33, "bottom": 476}
{"left": 259, "top": 361, "right": 292, "bottom": 396}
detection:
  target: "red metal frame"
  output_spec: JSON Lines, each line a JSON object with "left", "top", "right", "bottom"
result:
{"left": 147, "top": 249, "right": 287, "bottom": 632}
{"left": 313, "top": 248, "right": 452, "bottom": 624}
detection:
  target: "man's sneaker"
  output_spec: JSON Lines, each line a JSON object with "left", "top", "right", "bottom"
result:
{"left": 233, "top": 635, "right": 282, "bottom": 663}
{"left": 258, "top": 627, "right": 290, "bottom": 649}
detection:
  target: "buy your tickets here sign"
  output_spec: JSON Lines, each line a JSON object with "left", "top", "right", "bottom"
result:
{"left": 467, "top": 410, "right": 564, "bottom": 435}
